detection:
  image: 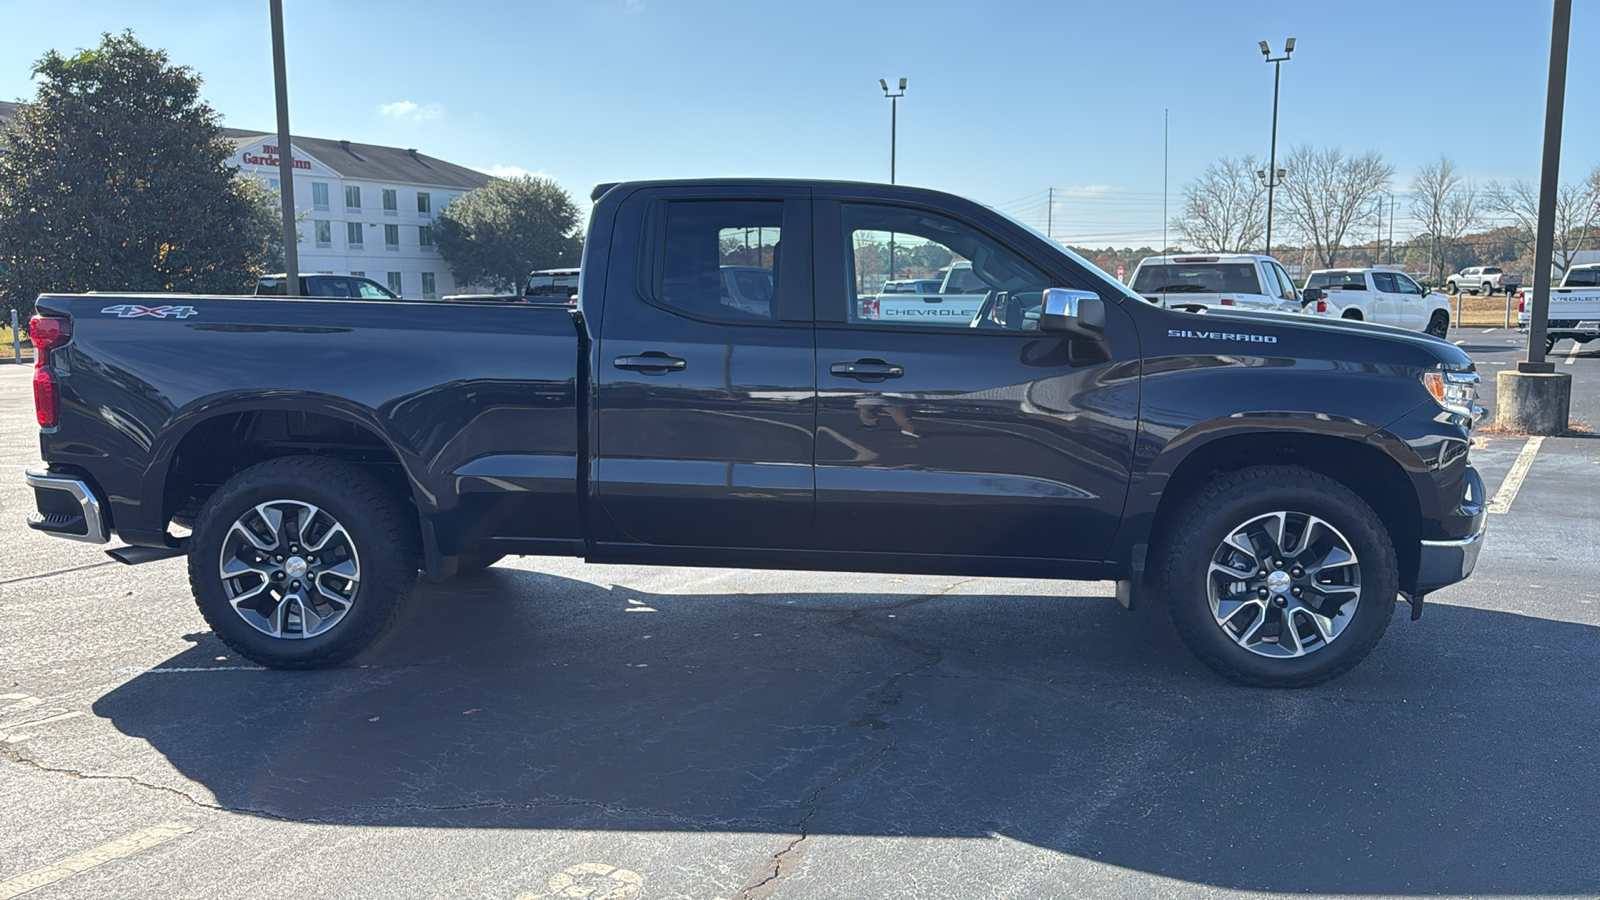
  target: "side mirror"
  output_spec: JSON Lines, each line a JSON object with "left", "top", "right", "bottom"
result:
{"left": 1301, "top": 287, "right": 1324, "bottom": 305}
{"left": 1039, "top": 288, "right": 1106, "bottom": 339}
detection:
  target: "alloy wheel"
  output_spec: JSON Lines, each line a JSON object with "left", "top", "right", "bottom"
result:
{"left": 1205, "top": 510, "right": 1361, "bottom": 658}
{"left": 218, "top": 500, "right": 361, "bottom": 638}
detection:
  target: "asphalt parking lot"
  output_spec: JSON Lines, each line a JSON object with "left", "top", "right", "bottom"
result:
{"left": 2, "top": 327, "right": 1597, "bottom": 899}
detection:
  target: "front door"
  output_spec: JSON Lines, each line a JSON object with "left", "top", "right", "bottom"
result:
{"left": 593, "top": 189, "right": 815, "bottom": 550}
{"left": 812, "top": 197, "right": 1139, "bottom": 564}
{"left": 1370, "top": 271, "right": 1404, "bottom": 327}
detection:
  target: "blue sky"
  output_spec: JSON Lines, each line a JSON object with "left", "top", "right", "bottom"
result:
{"left": 0, "top": 0, "right": 1593, "bottom": 246}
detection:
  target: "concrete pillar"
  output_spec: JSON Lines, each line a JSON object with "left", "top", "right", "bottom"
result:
{"left": 1495, "top": 369, "right": 1571, "bottom": 434}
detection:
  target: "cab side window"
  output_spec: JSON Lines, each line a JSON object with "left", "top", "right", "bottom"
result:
{"left": 842, "top": 203, "right": 1049, "bottom": 330}
{"left": 1371, "top": 272, "right": 1399, "bottom": 293}
{"left": 656, "top": 200, "right": 782, "bottom": 323}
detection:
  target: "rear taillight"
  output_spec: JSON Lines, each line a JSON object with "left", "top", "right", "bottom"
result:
{"left": 1518, "top": 296, "right": 1526, "bottom": 313}
{"left": 1220, "top": 297, "right": 1236, "bottom": 306}
{"left": 29, "top": 314, "right": 71, "bottom": 428}
{"left": 1316, "top": 299, "right": 1327, "bottom": 313}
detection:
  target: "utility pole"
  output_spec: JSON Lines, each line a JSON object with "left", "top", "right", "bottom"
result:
{"left": 879, "top": 78, "right": 906, "bottom": 184}
{"left": 1047, "top": 187, "right": 1053, "bottom": 239}
{"left": 270, "top": 0, "right": 298, "bottom": 293}
{"left": 1163, "top": 109, "right": 1169, "bottom": 252}
{"left": 1258, "top": 39, "right": 1295, "bottom": 256}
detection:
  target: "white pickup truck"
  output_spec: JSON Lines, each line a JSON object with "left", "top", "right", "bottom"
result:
{"left": 867, "top": 261, "right": 990, "bottom": 325}
{"left": 1128, "top": 253, "right": 1302, "bottom": 313}
{"left": 1301, "top": 268, "right": 1452, "bottom": 336}
{"left": 1448, "top": 265, "right": 1522, "bottom": 297}
{"left": 1516, "top": 263, "right": 1600, "bottom": 352}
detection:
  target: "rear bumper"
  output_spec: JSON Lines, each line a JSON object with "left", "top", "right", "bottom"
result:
{"left": 25, "top": 468, "right": 110, "bottom": 544}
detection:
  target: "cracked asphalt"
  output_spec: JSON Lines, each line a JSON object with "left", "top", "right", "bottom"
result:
{"left": 2, "top": 328, "right": 1598, "bottom": 899}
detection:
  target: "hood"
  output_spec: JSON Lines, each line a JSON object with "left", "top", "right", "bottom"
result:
{"left": 1189, "top": 307, "right": 1474, "bottom": 369}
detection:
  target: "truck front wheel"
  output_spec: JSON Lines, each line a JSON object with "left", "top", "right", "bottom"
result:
{"left": 1150, "top": 466, "right": 1397, "bottom": 687}
{"left": 188, "top": 456, "right": 419, "bottom": 669}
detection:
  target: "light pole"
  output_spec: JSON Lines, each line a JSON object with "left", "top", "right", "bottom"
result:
{"left": 270, "top": 0, "right": 298, "bottom": 293}
{"left": 1258, "top": 38, "right": 1294, "bottom": 256}
{"left": 879, "top": 78, "right": 906, "bottom": 184}
{"left": 879, "top": 77, "right": 906, "bottom": 282}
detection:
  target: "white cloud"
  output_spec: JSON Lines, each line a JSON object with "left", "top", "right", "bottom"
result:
{"left": 378, "top": 101, "right": 443, "bottom": 121}
{"left": 1063, "top": 184, "right": 1120, "bottom": 196}
{"left": 473, "top": 164, "right": 553, "bottom": 180}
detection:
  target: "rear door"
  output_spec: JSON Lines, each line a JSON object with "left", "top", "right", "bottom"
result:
{"left": 811, "top": 194, "right": 1139, "bottom": 565}
{"left": 592, "top": 186, "right": 816, "bottom": 550}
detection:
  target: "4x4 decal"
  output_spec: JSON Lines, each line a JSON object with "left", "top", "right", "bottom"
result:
{"left": 100, "top": 305, "right": 199, "bottom": 319}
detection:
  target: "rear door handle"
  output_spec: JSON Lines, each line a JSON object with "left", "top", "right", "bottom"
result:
{"left": 614, "top": 353, "right": 687, "bottom": 374}
{"left": 830, "top": 360, "right": 903, "bottom": 380}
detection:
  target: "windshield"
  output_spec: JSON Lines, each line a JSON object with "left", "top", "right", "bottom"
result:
{"left": 1132, "top": 263, "right": 1259, "bottom": 295}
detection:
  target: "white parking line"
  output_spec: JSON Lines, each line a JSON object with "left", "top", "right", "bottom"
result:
{"left": 1488, "top": 436, "right": 1545, "bottom": 515}
{"left": 0, "top": 822, "right": 195, "bottom": 899}
{"left": 1565, "top": 341, "right": 1581, "bottom": 365}
{"left": 1453, "top": 339, "right": 1465, "bottom": 345}
{"left": 1484, "top": 328, "right": 1498, "bottom": 334}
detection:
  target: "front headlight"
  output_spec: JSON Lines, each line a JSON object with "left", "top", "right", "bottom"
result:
{"left": 1423, "top": 370, "right": 1480, "bottom": 419}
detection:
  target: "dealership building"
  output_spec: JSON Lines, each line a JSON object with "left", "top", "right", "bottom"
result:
{"left": 224, "top": 128, "right": 489, "bottom": 298}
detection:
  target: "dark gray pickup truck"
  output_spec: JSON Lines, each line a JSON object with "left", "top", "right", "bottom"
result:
{"left": 25, "top": 180, "right": 1486, "bottom": 686}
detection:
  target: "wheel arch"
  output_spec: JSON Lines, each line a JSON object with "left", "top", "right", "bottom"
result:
{"left": 150, "top": 397, "right": 440, "bottom": 573}
{"left": 1122, "top": 429, "right": 1423, "bottom": 596}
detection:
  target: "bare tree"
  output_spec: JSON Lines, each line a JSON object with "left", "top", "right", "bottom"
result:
{"left": 1277, "top": 146, "right": 1394, "bottom": 268}
{"left": 1485, "top": 168, "right": 1600, "bottom": 277}
{"left": 1172, "top": 155, "right": 1267, "bottom": 252}
{"left": 1410, "top": 155, "right": 1481, "bottom": 280}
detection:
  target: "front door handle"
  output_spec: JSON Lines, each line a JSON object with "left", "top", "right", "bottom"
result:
{"left": 830, "top": 359, "right": 904, "bottom": 380}
{"left": 614, "top": 353, "right": 687, "bottom": 374}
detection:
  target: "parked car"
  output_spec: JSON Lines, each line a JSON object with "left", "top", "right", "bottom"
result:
{"left": 24, "top": 178, "right": 1485, "bottom": 688}
{"left": 255, "top": 274, "right": 399, "bottom": 300}
{"left": 868, "top": 262, "right": 990, "bottom": 324}
{"left": 444, "top": 267, "right": 580, "bottom": 305}
{"left": 1129, "top": 254, "right": 1301, "bottom": 313}
{"left": 719, "top": 265, "right": 774, "bottom": 317}
{"left": 1514, "top": 263, "right": 1600, "bottom": 352}
{"left": 1446, "top": 266, "right": 1521, "bottom": 297}
{"left": 1301, "top": 268, "right": 1451, "bottom": 337}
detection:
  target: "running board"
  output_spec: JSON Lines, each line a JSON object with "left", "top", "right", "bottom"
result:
{"left": 106, "top": 545, "right": 186, "bottom": 565}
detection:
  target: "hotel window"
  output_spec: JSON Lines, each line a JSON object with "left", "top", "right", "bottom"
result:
{"left": 312, "top": 182, "right": 329, "bottom": 210}
{"left": 350, "top": 271, "right": 366, "bottom": 278}
{"left": 384, "top": 224, "right": 400, "bottom": 250}
{"left": 421, "top": 272, "right": 437, "bottom": 299}
{"left": 386, "top": 272, "right": 404, "bottom": 295}
{"left": 344, "top": 185, "right": 361, "bottom": 211}
{"left": 347, "top": 222, "right": 364, "bottom": 247}
{"left": 268, "top": 178, "right": 279, "bottom": 190}
{"left": 382, "top": 188, "right": 398, "bottom": 215}
{"left": 314, "top": 220, "right": 332, "bottom": 248}
{"left": 419, "top": 225, "right": 435, "bottom": 248}
{"left": 417, "top": 191, "right": 432, "bottom": 214}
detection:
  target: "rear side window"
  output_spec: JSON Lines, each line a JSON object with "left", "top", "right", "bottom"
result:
{"left": 308, "top": 277, "right": 353, "bottom": 298}
{"left": 1483, "top": 267, "right": 1501, "bottom": 275}
{"left": 1132, "top": 263, "right": 1260, "bottom": 294}
{"left": 1566, "top": 268, "right": 1600, "bottom": 287}
{"left": 656, "top": 200, "right": 782, "bottom": 322}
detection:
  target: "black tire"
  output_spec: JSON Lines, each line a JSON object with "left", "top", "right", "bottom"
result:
{"left": 1468, "top": 286, "right": 1480, "bottom": 295}
{"left": 1547, "top": 335, "right": 1559, "bottom": 355}
{"left": 188, "top": 456, "right": 419, "bottom": 669}
{"left": 1425, "top": 310, "right": 1450, "bottom": 338}
{"left": 1482, "top": 283, "right": 1495, "bottom": 297}
{"left": 1445, "top": 281, "right": 1458, "bottom": 295}
{"left": 1149, "top": 466, "right": 1398, "bottom": 688}
{"left": 456, "top": 553, "right": 505, "bottom": 573}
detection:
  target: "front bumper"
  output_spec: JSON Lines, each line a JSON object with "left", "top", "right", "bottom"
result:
{"left": 25, "top": 468, "right": 110, "bottom": 544}
{"left": 1415, "top": 465, "right": 1486, "bottom": 595}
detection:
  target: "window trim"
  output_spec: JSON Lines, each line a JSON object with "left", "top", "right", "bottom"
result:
{"left": 633, "top": 195, "right": 812, "bottom": 328}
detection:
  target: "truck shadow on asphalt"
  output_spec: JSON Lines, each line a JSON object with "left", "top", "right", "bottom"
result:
{"left": 94, "top": 568, "right": 1597, "bottom": 895}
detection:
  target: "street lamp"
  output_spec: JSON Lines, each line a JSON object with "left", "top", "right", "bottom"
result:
{"left": 1259, "top": 38, "right": 1294, "bottom": 256}
{"left": 879, "top": 77, "right": 906, "bottom": 184}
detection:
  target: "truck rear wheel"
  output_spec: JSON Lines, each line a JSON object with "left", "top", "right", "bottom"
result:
{"left": 188, "top": 456, "right": 419, "bottom": 669}
{"left": 1150, "top": 466, "right": 1397, "bottom": 687}
{"left": 1426, "top": 311, "right": 1450, "bottom": 338}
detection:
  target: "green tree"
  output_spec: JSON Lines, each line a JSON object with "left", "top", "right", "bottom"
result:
{"left": 435, "top": 176, "right": 583, "bottom": 292}
{"left": 0, "top": 31, "right": 281, "bottom": 320}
